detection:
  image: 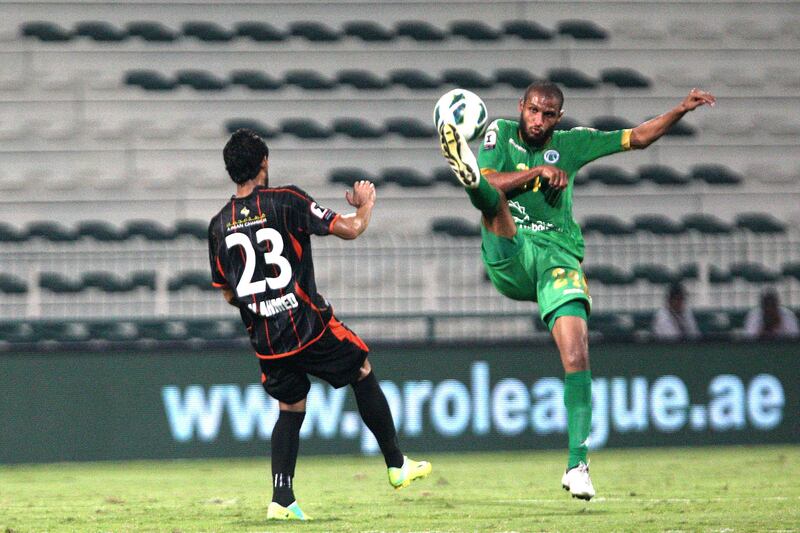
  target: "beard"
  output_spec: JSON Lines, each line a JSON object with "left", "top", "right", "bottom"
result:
{"left": 518, "top": 114, "right": 556, "bottom": 148}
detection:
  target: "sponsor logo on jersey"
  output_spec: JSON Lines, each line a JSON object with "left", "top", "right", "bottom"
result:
{"left": 509, "top": 138, "right": 528, "bottom": 154}
{"left": 483, "top": 130, "right": 497, "bottom": 150}
{"left": 544, "top": 149, "right": 560, "bottom": 164}
{"left": 226, "top": 213, "right": 267, "bottom": 232}
{"left": 240, "top": 206, "right": 250, "bottom": 217}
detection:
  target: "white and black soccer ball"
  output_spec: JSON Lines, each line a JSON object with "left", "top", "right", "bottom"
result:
{"left": 433, "top": 88, "right": 488, "bottom": 142}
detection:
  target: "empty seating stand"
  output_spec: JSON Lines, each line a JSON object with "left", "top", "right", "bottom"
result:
{"left": 343, "top": 21, "right": 394, "bottom": 42}
{"left": 557, "top": 20, "right": 609, "bottom": 40}
{"left": 226, "top": 118, "right": 278, "bottom": 139}
{"left": 182, "top": 21, "right": 234, "bottom": 42}
{"left": 234, "top": 21, "right": 286, "bottom": 42}
{"left": 502, "top": 20, "right": 554, "bottom": 41}
{"left": 288, "top": 21, "right": 340, "bottom": 42}
{"left": 449, "top": 20, "right": 501, "bottom": 41}
{"left": 395, "top": 20, "right": 446, "bottom": 41}
{"left": 20, "top": 21, "right": 71, "bottom": 41}
{"left": 230, "top": 70, "right": 282, "bottom": 91}
{"left": 381, "top": 168, "right": 432, "bottom": 188}
{"left": 74, "top": 21, "right": 127, "bottom": 42}
{"left": 126, "top": 21, "right": 179, "bottom": 42}
{"left": 336, "top": 70, "right": 389, "bottom": 90}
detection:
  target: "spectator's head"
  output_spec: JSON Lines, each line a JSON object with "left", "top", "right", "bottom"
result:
{"left": 667, "top": 282, "right": 686, "bottom": 312}
{"left": 223, "top": 129, "right": 269, "bottom": 185}
{"left": 761, "top": 288, "right": 782, "bottom": 333}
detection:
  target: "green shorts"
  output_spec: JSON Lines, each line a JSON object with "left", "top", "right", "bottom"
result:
{"left": 481, "top": 226, "right": 592, "bottom": 323}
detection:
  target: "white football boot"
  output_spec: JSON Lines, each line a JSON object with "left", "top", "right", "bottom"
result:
{"left": 561, "top": 461, "right": 595, "bottom": 501}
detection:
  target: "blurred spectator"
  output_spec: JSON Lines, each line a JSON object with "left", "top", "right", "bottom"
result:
{"left": 651, "top": 282, "right": 701, "bottom": 341}
{"left": 742, "top": 288, "right": 799, "bottom": 340}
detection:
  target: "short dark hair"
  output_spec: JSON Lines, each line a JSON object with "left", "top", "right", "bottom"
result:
{"left": 223, "top": 129, "right": 269, "bottom": 184}
{"left": 522, "top": 81, "right": 564, "bottom": 110}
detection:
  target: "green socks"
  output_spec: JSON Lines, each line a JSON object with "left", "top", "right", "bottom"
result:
{"left": 564, "top": 370, "right": 592, "bottom": 469}
{"left": 465, "top": 175, "right": 501, "bottom": 216}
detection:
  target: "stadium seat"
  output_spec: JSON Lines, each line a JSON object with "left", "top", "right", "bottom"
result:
{"left": 281, "top": 118, "right": 333, "bottom": 139}
{"left": 284, "top": 70, "right": 336, "bottom": 90}
{"left": 494, "top": 68, "right": 538, "bottom": 89}
{"left": 175, "top": 70, "right": 228, "bottom": 91}
{"left": 548, "top": 68, "right": 597, "bottom": 89}
{"left": 234, "top": 21, "right": 286, "bottom": 42}
{"left": 137, "top": 320, "right": 190, "bottom": 341}
{"left": 225, "top": 118, "right": 278, "bottom": 138}
{"left": 329, "top": 167, "right": 379, "bottom": 186}
{"left": 0, "top": 222, "right": 25, "bottom": 243}
{"left": 441, "top": 69, "right": 494, "bottom": 89}
{"left": 589, "top": 313, "right": 634, "bottom": 339}
{"left": 342, "top": 20, "right": 394, "bottom": 41}
{"left": 289, "top": 21, "right": 340, "bottom": 42}
{"left": 126, "top": 21, "right": 179, "bottom": 42}
{"left": 449, "top": 20, "right": 501, "bottom": 41}
{"left": 734, "top": 213, "right": 786, "bottom": 234}
{"left": 174, "top": 220, "right": 206, "bottom": 240}
{"left": 556, "top": 20, "right": 608, "bottom": 40}
{"left": 182, "top": 21, "right": 234, "bottom": 42}
{"left": 26, "top": 221, "right": 76, "bottom": 242}
{"left": 432, "top": 167, "right": 460, "bottom": 187}
{"left": 638, "top": 165, "right": 690, "bottom": 186}
{"left": 385, "top": 117, "right": 435, "bottom": 138}
{"left": 394, "top": 20, "right": 446, "bottom": 41}
{"left": 581, "top": 215, "right": 634, "bottom": 235}
{"left": 185, "top": 318, "right": 241, "bottom": 341}
{"left": 81, "top": 271, "right": 128, "bottom": 293}
{"left": 336, "top": 69, "right": 389, "bottom": 90}
{"left": 168, "top": 271, "right": 214, "bottom": 292}
{"left": 586, "top": 265, "right": 634, "bottom": 285}
{"left": 633, "top": 214, "right": 684, "bottom": 235}
{"left": 782, "top": 262, "right": 800, "bottom": 281}
{"left": 502, "top": 20, "right": 554, "bottom": 40}
{"left": 76, "top": 220, "right": 124, "bottom": 242}
{"left": 695, "top": 310, "right": 732, "bottom": 336}
{"left": 73, "top": 21, "right": 127, "bottom": 42}
{"left": 230, "top": 70, "right": 283, "bottom": 91}
{"left": 388, "top": 69, "right": 441, "bottom": 89}
{"left": 332, "top": 118, "right": 385, "bottom": 139}
{"left": 633, "top": 264, "right": 676, "bottom": 284}
{"left": 39, "top": 272, "right": 82, "bottom": 293}
{"left": 678, "top": 263, "right": 699, "bottom": 280}
{"left": 584, "top": 165, "right": 638, "bottom": 186}
{"left": 729, "top": 262, "right": 781, "bottom": 283}
{"left": 600, "top": 68, "right": 651, "bottom": 89}
{"left": 87, "top": 320, "right": 140, "bottom": 342}
{"left": 591, "top": 116, "right": 635, "bottom": 131}
{"left": 431, "top": 217, "right": 480, "bottom": 238}
{"left": 709, "top": 266, "right": 733, "bottom": 283}
{"left": 555, "top": 117, "right": 581, "bottom": 131}
{"left": 380, "top": 168, "right": 432, "bottom": 188}
{"left": 29, "top": 320, "right": 91, "bottom": 343}
{"left": 0, "top": 274, "right": 27, "bottom": 294}
{"left": 125, "top": 70, "right": 177, "bottom": 91}
{"left": 663, "top": 120, "right": 696, "bottom": 137}
{"left": 124, "top": 220, "right": 174, "bottom": 241}
{"left": 129, "top": 271, "right": 156, "bottom": 291}
{"left": 691, "top": 164, "right": 742, "bottom": 185}
{"left": 681, "top": 213, "right": 733, "bottom": 234}
{"left": 20, "top": 21, "right": 72, "bottom": 41}
{"left": 0, "top": 322, "right": 35, "bottom": 343}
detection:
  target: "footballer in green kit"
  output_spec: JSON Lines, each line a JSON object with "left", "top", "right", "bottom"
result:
{"left": 439, "top": 82, "right": 716, "bottom": 500}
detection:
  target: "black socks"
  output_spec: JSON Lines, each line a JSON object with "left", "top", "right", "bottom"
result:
{"left": 352, "top": 372, "right": 404, "bottom": 469}
{"left": 271, "top": 410, "right": 305, "bottom": 506}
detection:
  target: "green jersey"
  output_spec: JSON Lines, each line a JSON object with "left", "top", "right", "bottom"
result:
{"left": 477, "top": 119, "right": 631, "bottom": 260}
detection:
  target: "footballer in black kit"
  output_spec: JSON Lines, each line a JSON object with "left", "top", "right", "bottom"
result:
{"left": 208, "top": 129, "right": 431, "bottom": 521}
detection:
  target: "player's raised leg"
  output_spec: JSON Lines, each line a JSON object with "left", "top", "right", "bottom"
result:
{"left": 267, "top": 399, "right": 312, "bottom": 520}
{"left": 550, "top": 311, "right": 595, "bottom": 500}
{"left": 351, "top": 358, "right": 432, "bottom": 489}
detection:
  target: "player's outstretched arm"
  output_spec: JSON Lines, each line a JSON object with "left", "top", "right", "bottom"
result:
{"left": 331, "top": 180, "right": 376, "bottom": 240}
{"left": 630, "top": 88, "right": 716, "bottom": 149}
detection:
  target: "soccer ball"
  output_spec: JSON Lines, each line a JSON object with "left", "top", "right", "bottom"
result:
{"left": 433, "top": 88, "right": 488, "bottom": 142}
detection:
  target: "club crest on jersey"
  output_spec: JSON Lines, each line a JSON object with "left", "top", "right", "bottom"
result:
{"left": 240, "top": 206, "right": 250, "bottom": 217}
{"left": 483, "top": 130, "right": 497, "bottom": 150}
{"left": 310, "top": 202, "right": 329, "bottom": 220}
{"left": 544, "top": 150, "right": 560, "bottom": 164}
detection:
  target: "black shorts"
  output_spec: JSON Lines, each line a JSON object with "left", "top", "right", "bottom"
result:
{"left": 258, "top": 316, "right": 369, "bottom": 404}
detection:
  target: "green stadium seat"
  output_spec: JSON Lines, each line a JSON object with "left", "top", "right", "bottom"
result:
{"left": 385, "top": 117, "right": 435, "bottom": 138}
{"left": 678, "top": 263, "right": 699, "bottom": 280}
{"left": 230, "top": 70, "right": 282, "bottom": 91}
{"left": 388, "top": 69, "right": 441, "bottom": 90}
{"left": 638, "top": 165, "right": 690, "bottom": 186}
{"left": 557, "top": 20, "right": 608, "bottom": 40}
{"left": 502, "top": 20, "right": 553, "bottom": 40}
{"left": 21, "top": 21, "right": 72, "bottom": 41}
{"left": 632, "top": 310, "right": 654, "bottom": 332}
{"left": 591, "top": 116, "right": 635, "bottom": 131}
{"left": 125, "top": 70, "right": 177, "bottom": 91}
{"left": 728, "top": 309, "right": 748, "bottom": 330}
{"left": 139, "top": 320, "right": 190, "bottom": 341}
{"left": 87, "top": 320, "right": 139, "bottom": 342}
{"left": 585, "top": 165, "right": 639, "bottom": 186}
{"left": 174, "top": 219, "right": 206, "bottom": 240}
{"left": 186, "top": 318, "right": 242, "bottom": 341}
{"left": 548, "top": 68, "right": 597, "bottom": 89}
{"left": 663, "top": 120, "right": 695, "bottom": 137}
{"left": 182, "top": 21, "right": 233, "bottom": 42}
{"left": 126, "top": 21, "right": 178, "bottom": 42}
{"left": 32, "top": 321, "right": 91, "bottom": 342}
{"left": 225, "top": 118, "right": 278, "bottom": 138}
{"left": 695, "top": 310, "right": 731, "bottom": 336}
{"left": 442, "top": 69, "right": 494, "bottom": 89}
{"left": 74, "top": 21, "right": 127, "bottom": 42}
{"left": 432, "top": 167, "right": 461, "bottom": 187}
{"left": 633, "top": 214, "right": 684, "bottom": 235}
{"left": 81, "top": 271, "right": 128, "bottom": 292}
{"left": 329, "top": 168, "right": 379, "bottom": 187}
{"left": 381, "top": 168, "right": 432, "bottom": 188}
{"left": 333, "top": 118, "right": 385, "bottom": 139}
{"left": 343, "top": 20, "right": 394, "bottom": 41}
{"left": 76, "top": 220, "right": 124, "bottom": 241}
{"left": 39, "top": 272, "right": 82, "bottom": 293}
{"left": 729, "top": 262, "right": 780, "bottom": 283}
{"left": 395, "top": 20, "right": 446, "bottom": 42}
{"left": 26, "top": 221, "right": 77, "bottom": 242}
{"left": 124, "top": 220, "right": 174, "bottom": 241}
{"left": 431, "top": 217, "right": 480, "bottom": 238}
{"left": 449, "top": 21, "right": 501, "bottom": 41}
{"left": 494, "top": 68, "right": 539, "bottom": 89}
{"left": 0, "top": 222, "right": 25, "bottom": 242}
{"left": 586, "top": 265, "right": 634, "bottom": 285}
{"left": 682, "top": 213, "right": 732, "bottom": 234}
{"left": 0, "top": 322, "right": 34, "bottom": 343}
{"left": 589, "top": 313, "right": 634, "bottom": 339}
{"left": 284, "top": 70, "right": 335, "bottom": 90}
{"left": 281, "top": 118, "right": 333, "bottom": 139}
{"left": 709, "top": 266, "right": 733, "bottom": 283}
{"left": 336, "top": 70, "right": 389, "bottom": 90}
{"left": 734, "top": 213, "right": 786, "bottom": 234}
{"left": 581, "top": 215, "right": 634, "bottom": 235}
{"left": 555, "top": 117, "right": 581, "bottom": 131}
{"left": 129, "top": 271, "right": 156, "bottom": 291}
{"left": 0, "top": 274, "right": 27, "bottom": 294}
{"left": 691, "top": 164, "right": 742, "bottom": 185}
{"left": 168, "top": 271, "right": 215, "bottom": 292}
{"left": 175, "top": 70, "right": 228, "bottom": 91}
{"left": 234, "top": 21, "right": 285, "bottom": 42}
{"left": 633, "top": 264, "right": 676, "bottom": 284}
{"left": 289, "top": 21, "right": 340, "bottom": 42}
{"left": 600, "top": 68, "right": 651, "bottom": 88}
{"left": 782, "top": 262, "right": 800, "bottom": 281}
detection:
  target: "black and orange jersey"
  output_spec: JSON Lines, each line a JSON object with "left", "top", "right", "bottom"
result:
{"left": 208, "top": 185, "right": 340, "bottom": 358}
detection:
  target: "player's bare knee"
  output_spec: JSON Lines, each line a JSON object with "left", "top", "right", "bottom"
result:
{"left": 356, "top": 357, "right": 372, "bottom": 381}
{"left": 562, "top": 345, "right": 589, "bottom": 371}
{"left": 279, "top": 398, "right": 307, "bottom": 412}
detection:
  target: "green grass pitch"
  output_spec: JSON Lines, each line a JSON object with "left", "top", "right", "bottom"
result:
{"left": 1, "top": 445, "right": 797, "bottom": 532}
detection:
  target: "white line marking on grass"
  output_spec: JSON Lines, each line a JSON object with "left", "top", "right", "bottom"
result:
{"left": 497, "top": 496, "right": 794, "bottom": 504}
